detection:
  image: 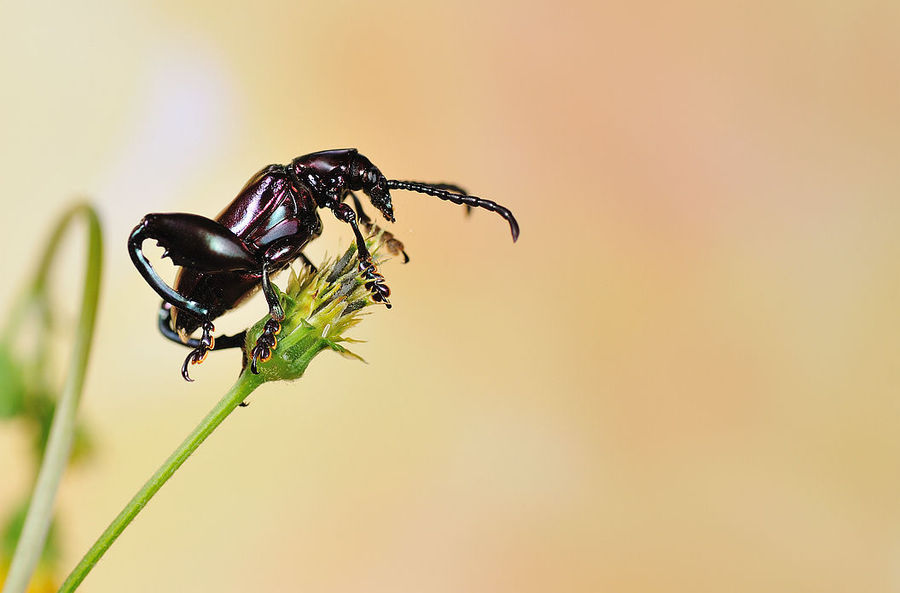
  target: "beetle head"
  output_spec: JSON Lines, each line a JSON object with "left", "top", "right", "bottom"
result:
{"left": 364, "top": 174, "right": 395, "bottom": 223}
{"left": 349, "top": 152, "right": 394, "bottom": 222}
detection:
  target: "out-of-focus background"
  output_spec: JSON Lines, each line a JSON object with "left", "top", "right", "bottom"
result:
{"left": 1, "top": 1, "right": 899, "bottom": 591}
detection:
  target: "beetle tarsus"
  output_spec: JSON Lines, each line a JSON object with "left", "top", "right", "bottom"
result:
{"left": 359, "top": 258, "right": 392, "bottom": 308}
{"left": 181, "top": 321, "right": 215, "bottom": 382}
{"left": 250, "top": 318, "right": 281, "bottom": 374}
{"left": 331, "top": 202, "right": 393, "bottom": 305}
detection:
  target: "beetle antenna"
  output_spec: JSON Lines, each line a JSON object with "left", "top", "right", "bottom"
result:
{"left": 386, "top": 180, "right": 519, "bottom": 242}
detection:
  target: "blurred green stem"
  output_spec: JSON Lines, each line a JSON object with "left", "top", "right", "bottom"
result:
{"left": 2, "top": 204, "right": 103, "bottom": 593}
{"left": 56, "top": 371, "right": 264, "bottom": 593}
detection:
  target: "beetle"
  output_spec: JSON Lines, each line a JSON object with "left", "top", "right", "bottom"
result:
{"left": 128, "top": 148, "right": 519, "bottom": 381}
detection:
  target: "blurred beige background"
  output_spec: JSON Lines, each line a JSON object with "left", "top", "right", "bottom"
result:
{"left": 1, "top": 1, "right": 899, "bottom": 591}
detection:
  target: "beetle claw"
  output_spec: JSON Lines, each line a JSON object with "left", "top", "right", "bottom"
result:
{"left": 181, "top": 353, "right": 196, "bottom": 382}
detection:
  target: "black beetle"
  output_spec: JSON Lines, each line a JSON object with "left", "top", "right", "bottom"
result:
{"left": 128, "top": 148, "right": 519, "bottom": 380}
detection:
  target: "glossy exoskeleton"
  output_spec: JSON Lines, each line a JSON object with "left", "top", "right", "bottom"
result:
{"left": 128, "top": 149, "right": 519, "bottom": 381}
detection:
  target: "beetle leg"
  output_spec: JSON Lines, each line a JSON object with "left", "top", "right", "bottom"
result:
{"left": 181, "top": 319, "right": 216, "bottom": 382}
{"left": 331, "top": 202, "right": 372, "bottom": 259}
{"left": 345, "top": 191, "right": 409, "bottom": 263}
{"left": 331, "top": 202, "right": 392, "bottom": 308}
{"left": 248, "top": 259, "right": 288, "bottom": 374}
{"left": 129, "top": 213, "right": 260, "bottom": 318}
{"left": 344, "top": 191, "right": 373, "bottom": 227}
{"left": 250, "top": 318, "right": 282, "bottom": 375}
{"left": 158, "top": 302, "right": 246, "bottom": 350}
{"left": 159, "top": 302, "right": 247, "bottom": 382}
{"left": 246, "top": 239, "right": 314, "bottom": 374}
{"left": 260, "top": 260, "right": 286, "bottom": 321}
{"left": 129, "top": 214, "right": 262, "bottom": 381}
{"left": 249, "top": 264, "right": 284, "bottom": 374}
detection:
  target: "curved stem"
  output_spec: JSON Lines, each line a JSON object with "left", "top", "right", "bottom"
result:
{"left": 2, "top": 204, "right": 103, "bottom": 593}
{"left": 57, "top": 371, "right": 264, "bottom": 593}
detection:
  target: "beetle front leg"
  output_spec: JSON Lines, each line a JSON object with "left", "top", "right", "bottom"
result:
{"left": 330, "top": 202, "right": 392, "bottom": 308}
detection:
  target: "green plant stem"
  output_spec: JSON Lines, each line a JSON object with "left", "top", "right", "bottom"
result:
{"left": 2, "top": 204, "right": 103, "bottom": 593}
{"left": 57, "top": 371, "right": 264, "bottom": 593}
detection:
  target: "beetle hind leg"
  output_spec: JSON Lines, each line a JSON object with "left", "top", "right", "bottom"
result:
{"left": 129, "top": 213, "right": 259, "bottom": 320}
{"left": 180, "top": 320, "right": 215, "bottom": 382}
{"left": 157, "top": 302, "right": 246, "bottom": 350}
{"left": 130, "top": 213, "right": 264, "bottom": 381}
{"left": 157, "top": 303, "right": 247, "bottom": 382}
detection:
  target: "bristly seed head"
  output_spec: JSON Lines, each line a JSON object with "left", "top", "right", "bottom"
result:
{"left": 242, "top": 233, "right": 389, "bottom": 383}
